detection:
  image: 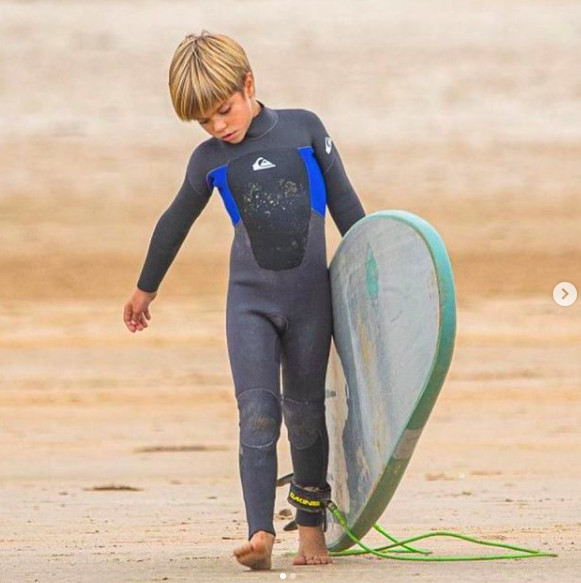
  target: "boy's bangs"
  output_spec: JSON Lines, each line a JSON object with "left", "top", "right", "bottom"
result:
{"left": 190, "top": 85, "right": 235, "bottom": 121}
{"left": 186, "top": 68, "right": 245, "bottom": 121}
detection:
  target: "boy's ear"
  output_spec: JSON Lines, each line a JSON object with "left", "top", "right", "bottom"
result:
{"left": 244, "top": 71, "right": 255, "bottom": 97}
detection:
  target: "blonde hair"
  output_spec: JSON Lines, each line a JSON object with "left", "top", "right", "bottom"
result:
{"left": 169, "top": 31, "right": 253, "bottom": 121}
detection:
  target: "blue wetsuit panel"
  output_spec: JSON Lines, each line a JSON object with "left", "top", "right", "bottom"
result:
{"left": 208, "top": 165, "right": 241, "bottom": 227}
{"left": 298, "top": 146, "right": 327, "bottom": 218}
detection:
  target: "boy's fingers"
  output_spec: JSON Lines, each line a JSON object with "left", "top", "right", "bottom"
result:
{"left": 130, "top": 309, "right": 143, "bottom": 329}
{"left": 123, "top": 304, "right": 135, "bottom": 327}
{"left": 139, "top": 313, "right": 149, "bottom": 328}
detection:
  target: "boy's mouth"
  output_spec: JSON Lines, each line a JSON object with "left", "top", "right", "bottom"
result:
{"left": 222, "top": 131, "right": 237, "bottom": 141}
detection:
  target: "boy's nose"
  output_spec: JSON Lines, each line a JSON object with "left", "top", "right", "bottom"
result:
{"left": 214, "top": 119, "right": 227, "bottom": 133}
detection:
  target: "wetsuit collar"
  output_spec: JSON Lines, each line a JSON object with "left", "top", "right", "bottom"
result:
{"left": 245, "top": 101, "right": 278, "bottom": 140}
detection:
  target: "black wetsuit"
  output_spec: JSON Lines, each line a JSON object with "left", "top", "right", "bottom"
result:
{"left": 137, "top": 103, "right": 365, "bottom": 539}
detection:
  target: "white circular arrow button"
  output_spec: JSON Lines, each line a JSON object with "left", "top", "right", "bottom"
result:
{"left": 553, "top": 282, "right": 577, "bottom": 307}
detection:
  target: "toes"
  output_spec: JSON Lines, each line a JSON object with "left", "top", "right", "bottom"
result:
{"left": 293, "top": 555, "right": 307, "bottom": 566}
{"left": 304, "top": 555, "right": 332, "bottom": 565}
{"left": 233, "top": 543, "right": 251, "bottom": 557}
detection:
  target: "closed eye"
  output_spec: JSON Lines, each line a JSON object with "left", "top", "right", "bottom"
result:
{"left": 198, "top": 104, "right": 231, "bottom": 126}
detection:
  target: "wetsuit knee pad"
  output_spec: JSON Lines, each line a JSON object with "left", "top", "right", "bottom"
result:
{"left": 282, "top": 396, "right": 325, "bottom": 450}
{"left": 237, "top": 389, "right": 281, "bottom": 449}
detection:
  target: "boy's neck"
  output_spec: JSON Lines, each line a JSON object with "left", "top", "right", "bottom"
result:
{"left": 251, "top": 98, "right": 262, "bottom": 118}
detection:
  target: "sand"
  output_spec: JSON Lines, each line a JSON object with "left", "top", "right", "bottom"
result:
{"left": 1, "top": 1, "right": 580, "bottom": 581}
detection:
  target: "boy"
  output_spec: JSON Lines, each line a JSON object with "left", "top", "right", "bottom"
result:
{"left": 123, "top": 32, "right": 365, "bottom": 569}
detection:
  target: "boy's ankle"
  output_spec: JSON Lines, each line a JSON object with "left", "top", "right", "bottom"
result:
{"left": 251, "top": 530, "right": 275, "bottom": 540}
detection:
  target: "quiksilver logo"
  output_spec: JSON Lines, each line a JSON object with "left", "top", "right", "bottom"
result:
{"left": 252, "top": 157, "right": 276, "bottom": 171}
{"left": 325, "top": 137, "right": 333, "bottom": 154}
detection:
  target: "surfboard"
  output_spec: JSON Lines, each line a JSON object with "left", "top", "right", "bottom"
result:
{"left": 324, "top": 210, "right": 456, "bottom": 551}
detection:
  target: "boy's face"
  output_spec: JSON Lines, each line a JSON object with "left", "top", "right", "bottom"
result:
{"left": 196, "top": 73, "right": 259, "bottom": 144}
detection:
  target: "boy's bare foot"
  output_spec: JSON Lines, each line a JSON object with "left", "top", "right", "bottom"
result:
{"left": 233, "top": 530, "right": 275, "bottom": 570}
{"left": 293, "top": 524, "right": 333, "bottom": 566}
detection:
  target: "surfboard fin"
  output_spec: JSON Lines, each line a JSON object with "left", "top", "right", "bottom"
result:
{"left": 276, "top": 472, "right": 294, "bottom": 487}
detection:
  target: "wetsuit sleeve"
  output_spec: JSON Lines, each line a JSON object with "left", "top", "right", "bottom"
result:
{"left": 136, "top": 156, "right": 211, "bottom": 293}
{"left": 307, "top": 112, "right": 366, "bottom": 236}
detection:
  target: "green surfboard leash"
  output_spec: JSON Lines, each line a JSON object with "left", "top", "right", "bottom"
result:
{"left": 319, "top": 500, "right": 557, "bottom": 561}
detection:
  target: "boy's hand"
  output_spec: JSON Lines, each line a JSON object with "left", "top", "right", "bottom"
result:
{"left": 123, "top": 288, "right": 157, "bottom": 333}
